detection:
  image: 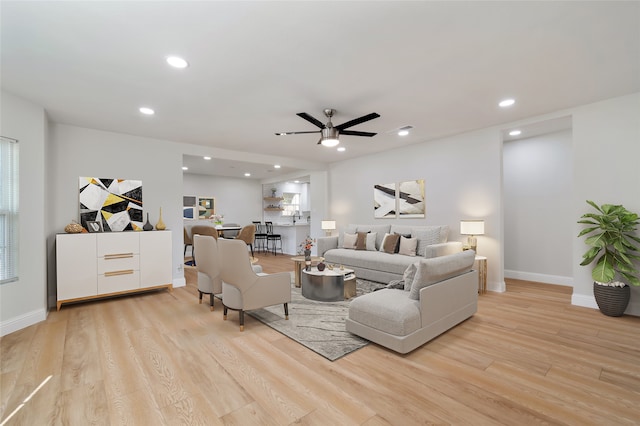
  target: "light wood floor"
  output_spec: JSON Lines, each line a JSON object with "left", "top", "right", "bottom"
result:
{"left": 1, "top": 252, "right": 639, "bottom": 425}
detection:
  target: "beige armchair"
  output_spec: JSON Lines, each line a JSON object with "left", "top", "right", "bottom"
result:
{"left": 218, "top": 239, "right": 291, "bottom": 331}
{"left": 193, "top": 234, "right": 222, "bottom": 311}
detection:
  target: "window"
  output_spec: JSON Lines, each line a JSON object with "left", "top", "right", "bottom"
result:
{"left": 281, "top": 192, "right": 300, "bottom": 217}
{"left": 1, "top": 136, "right": 19, "bottom": 284}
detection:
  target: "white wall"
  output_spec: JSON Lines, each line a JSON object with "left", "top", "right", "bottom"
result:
{"left": 572, "top": 93, "right": 640, "bottom": 315}
{"left": 183, "top": 173, "right": 263, "bottom": 225}
{"left": 328, "top": 127, "right": 505, "bottom": 292}
{"left": 49, "top": 124, "right": 187, "bottom": 297}
{"left": 503, "top": 129, "right": 573, "bottom": 285}
{"left": 0, "top": 91, "right": 48, "bottom": 335}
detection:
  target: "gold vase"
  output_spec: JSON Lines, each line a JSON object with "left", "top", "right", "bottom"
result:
{"left": 155, "top": 207, "right": 166, "bottom": 230}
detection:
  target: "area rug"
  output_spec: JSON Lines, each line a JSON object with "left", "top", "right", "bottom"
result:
{"left": 248, "top": 278, "right": 386, "bottom": 361}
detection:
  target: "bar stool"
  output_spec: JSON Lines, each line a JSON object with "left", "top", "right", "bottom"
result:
{"left": 265, "top": 221, "right": 283, "bottom": 255}
{"left": 253, "top": 221, "right": 268, "bottom": 253}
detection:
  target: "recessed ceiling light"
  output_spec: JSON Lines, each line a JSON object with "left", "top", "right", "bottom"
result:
{"left": 244, "top": 172, "right": 251, "bottom": 177}
{"left": 509, "top": 130, "right": 522, "bottom": 136}
{"left": 274, "top": 164, "right": 281, "bottom": 169}
{"left": 499, "top": 99, "right": 515, "bottom": 108}
{"left": 203, "top": 156, "right": 211, "bottom": 160}
{"left": 182, "top": 166, "right": 188, "bottom": 171}
{"left": 139, "top": 107, "right": 155, "bottom": 115}
{"left": 294, "top": 180, "right": 300, "bottom": 183}
{"left": 337, "top": 147, "right": 346, "bottom": 152}
{"left": 166, "top": 56, "right": 189, "bottom": 68}
{"left": 397, "top": 125, "right": 413, "bottom": 136}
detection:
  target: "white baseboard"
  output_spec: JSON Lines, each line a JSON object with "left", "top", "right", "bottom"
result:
{"left": 173, "top": 277, "right": 186, "bottom": 288}
{"left": 1, "top": 308, "right": 48, "bottom": 337}
{"left": 488, "top": 280, "right": 506, "bottom": 293}
{"left": 504, "top": 270, "right": 573, "bottom": 286}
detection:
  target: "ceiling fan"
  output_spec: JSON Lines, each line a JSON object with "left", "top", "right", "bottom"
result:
{"left": 276, "top": 109, "right": 380, "bottom": 147}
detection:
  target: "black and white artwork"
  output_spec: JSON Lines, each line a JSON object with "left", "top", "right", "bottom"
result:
{"left": 374, "top": 183, "right": 397, "bottom": 218}
{"left": 398, "top": 179, "right": 425, "bottom": 218}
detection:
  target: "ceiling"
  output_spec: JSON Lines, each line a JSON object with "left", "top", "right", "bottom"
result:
{"left": 2, "top": 2, "right": 639, "bottom": 180}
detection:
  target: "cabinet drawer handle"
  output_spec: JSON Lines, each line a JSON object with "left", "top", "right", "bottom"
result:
{"left": 104, "top": 253, "right": 134, "bottom": 260}
{"left": 104, "top": 269, "right": 134, "bottom": 277}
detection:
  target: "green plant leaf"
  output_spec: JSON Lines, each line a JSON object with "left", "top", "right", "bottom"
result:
{"left": 592, "top": 253, "right": 615, "bottom": 283}
{"left": 586, "top": 200, "right": 602, "bottom": 213}
{"left": 585, "top": 234, "right": 606, "bottom": 248}
{"left": 577, "top": 226, "right": 599, "bottom": 237}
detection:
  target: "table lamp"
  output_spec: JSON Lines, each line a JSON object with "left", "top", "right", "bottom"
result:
{"left": 321, "top": 220, "right": 336, "bottom": 236}
{"left": 460, "top": 220, "right": 485, "bottom": 252}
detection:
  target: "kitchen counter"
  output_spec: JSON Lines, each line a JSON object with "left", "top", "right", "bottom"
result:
{"left": 271, "top": 224, "right": 311, "bottom": 255}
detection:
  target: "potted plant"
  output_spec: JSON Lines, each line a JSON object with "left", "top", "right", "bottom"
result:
{"left": 578, "top": 200, "right": 640, "bottom": 316}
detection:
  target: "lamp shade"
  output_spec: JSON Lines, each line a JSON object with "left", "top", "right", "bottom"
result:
{"left": 460, "top": 220, "right": 485, "bottom": 236}
{"left": 321, "top": 220, "right": 336, "bottom": 231}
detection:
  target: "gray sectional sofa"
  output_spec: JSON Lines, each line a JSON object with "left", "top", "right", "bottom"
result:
{"left": 346, "top": 250, "right": 478, "bottom": 354}
{"left": 317, "top": 224, "right": 462, "bottom": 283}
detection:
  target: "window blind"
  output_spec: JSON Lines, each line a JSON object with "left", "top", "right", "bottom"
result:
{"left": 0, "top": 136, "right": 19, "bottom": 284}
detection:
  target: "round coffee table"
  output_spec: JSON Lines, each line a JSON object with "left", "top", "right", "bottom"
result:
{"left": 301, "top": 267, "right": 356, "bottom": 302}
{"left": 291, "top": 255, "right": 322, "bottom": 287}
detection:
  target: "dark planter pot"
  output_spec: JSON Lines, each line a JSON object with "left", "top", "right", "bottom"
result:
{"left": 593, "top": 282, "right": 630, "bottom": 317}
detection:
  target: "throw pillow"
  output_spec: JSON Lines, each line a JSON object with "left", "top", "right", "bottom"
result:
{"left": 343, "top": 232, "right": 357, "bottom": 249}
{"left": 413, "top": 228, "right": 441, "bottom": 257}
{"left": 408, "top": 250, "right": 475, "bottom": 300}
{"left": 403, "top": 262, "right": 419, "bottom": 291}
{"left": 355, "top": 231, "right": 368, "bottom": 250}
{"left": 366, "top": 232, "right": 377, "bottom": 251}
{"left": 398, "top": 236, "right": 418, "bottom": 256}
{"left": 379, "top": 233, "right": 400, "bottom": 254}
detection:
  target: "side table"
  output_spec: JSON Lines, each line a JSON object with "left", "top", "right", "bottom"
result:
{"left": 291, "top": 255, "right": 322, "bottom": 287}
{"left": 475, "top": 255, "right": 487, "bottom": 294}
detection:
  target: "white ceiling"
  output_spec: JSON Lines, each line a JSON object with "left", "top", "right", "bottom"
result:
{"left": 2, "top": 1, "right": 639, "bottom": 180}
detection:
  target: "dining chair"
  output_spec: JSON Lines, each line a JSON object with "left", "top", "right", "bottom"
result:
{"left": 221, "top": 222, "right": 240, "bottom": 239}
{"left": 235, "top": 224, "right": 256, "bottom": 258}
{"left": 218, "top": 239, "right": 291, "bottom": 331}
{"left": 183, "top": 226, "right": 193, "bottom": 257}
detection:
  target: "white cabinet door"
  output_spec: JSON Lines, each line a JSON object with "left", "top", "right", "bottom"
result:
{"left": 56, "top": 234, "right": 97, "bottom": 301}
{"left": 140, "top": 231, "right": 172, "bottom": 288}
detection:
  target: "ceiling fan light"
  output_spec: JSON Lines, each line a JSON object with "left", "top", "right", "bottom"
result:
{"left": 321, "top": 138, "right": 340, "bottom": 147}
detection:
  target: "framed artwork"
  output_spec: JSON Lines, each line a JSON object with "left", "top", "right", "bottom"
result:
{"left": 86, "top": 220, "right": 103, "bottom": 233}
{"left": 374, "top": 183, "right": 397, "bottom": 218}
{"left": 398, "top": 180, "right": 425, "bottom": 218}
{"left": 79, "top": 177, "right": 143, "bottom": 232}
{"left": 198, "top": 196, "right": 215, "bottom": 218}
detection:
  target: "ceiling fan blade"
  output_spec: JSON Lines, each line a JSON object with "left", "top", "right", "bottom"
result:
{"left": 340, "top": 130, "right": 377, "bottom": 137}
{"left": 275, "top": 131, "right": 320, "bottom": 135}
{"left": 297, "top": 112, "right": 326, "bottom": 129}
{"left": 335, "top": 112, "right": 380, "bottom": 131}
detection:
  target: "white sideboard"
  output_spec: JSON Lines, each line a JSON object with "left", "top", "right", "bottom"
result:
{"left": 56, "top": 231, "right": 172, "bottom": 310}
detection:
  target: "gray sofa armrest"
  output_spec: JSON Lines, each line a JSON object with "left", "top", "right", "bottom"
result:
{"left": 423, "top": 241, "right": 463, "bottom": 258}
{"left": 317, "top": 236, "right": 338, "bottom": 256}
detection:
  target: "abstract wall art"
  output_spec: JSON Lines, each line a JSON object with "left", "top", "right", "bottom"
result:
{"left": 374, "top": 183, "right": 397, "bottom": 218}
{"left": 398, "top": 179, "right": 425, "bottom": 218}
{"left": 79, "top": 177, "right": 143, "bottom": 232}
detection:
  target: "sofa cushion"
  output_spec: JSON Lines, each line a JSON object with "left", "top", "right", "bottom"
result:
{"left": 380, "top": 233, "right": 401, "bottom": 253}
{"left": 338, "top": 224, "right": 358, "bottom": 247}
{"left": 366, "top": 232, "right": 377, "bottom": 251}
{"left": 343, "top": 232, "right": 357, "bottom": 249}
{"left": 355, "top": 224, "right": 391, "bottom": 249}
{"left": 348, "top": 289, "right": 421, "bottom": 336}
{"left": 398, "top": 236, "right": 417, "bottom": 256}
{"left": 323, "top": 248, "right": 418, "bottom": 276}
{"left": 355, "top": 232, "right": 368, "bottom": 250}
{"left": 403, "top": 261, "right": 419, "bottom": 291}
{"left": 409, "top": 250, "right": 476, "bottom": 300}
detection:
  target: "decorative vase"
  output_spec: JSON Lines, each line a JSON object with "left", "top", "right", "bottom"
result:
{"left": 155, "top": 207, "right": 166, "bottom": 230}
{"left": 593, "top": 282, "right": 630, "bottom": 317}
{"left": 143, "top": 213, "right": 153, "bottom": 231}
{"left": 317, "top": 262, "right": 326, "bottom": 272}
